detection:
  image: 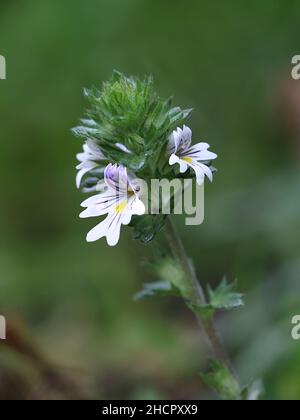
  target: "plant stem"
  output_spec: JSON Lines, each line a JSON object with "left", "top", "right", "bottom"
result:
{"left": 164, "top": 217, "right": 234, "bottom": 373}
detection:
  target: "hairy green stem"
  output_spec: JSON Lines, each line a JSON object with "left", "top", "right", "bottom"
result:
{"left": 164, "top": 217, "right": 234, "bottom": 373}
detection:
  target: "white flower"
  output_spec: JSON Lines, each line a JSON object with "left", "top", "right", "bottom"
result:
{"left": 168, "top": 125, "right": 217, "bottom": 184}
{"left": 76, "top": 140, "right": 106, "bottom": 188}
{"left": 80, "top": 164, "right": 145, "bottom": 246}
{"left": 76, "top": 140, "right": 133, "bottom": 189}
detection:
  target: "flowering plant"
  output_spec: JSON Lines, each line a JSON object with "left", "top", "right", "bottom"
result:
{"left": 72, "top": 71, "right": 261, "bottom": 400}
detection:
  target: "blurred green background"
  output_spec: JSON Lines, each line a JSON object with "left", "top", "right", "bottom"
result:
{"left": 1, "top": 0, "right": 300, "bottom": 400}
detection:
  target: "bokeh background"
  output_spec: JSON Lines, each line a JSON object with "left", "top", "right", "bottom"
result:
{"left": 1, "top": 0, "right": 300, "bottom": 400}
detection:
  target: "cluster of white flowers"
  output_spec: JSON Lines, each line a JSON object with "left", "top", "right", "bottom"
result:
{"left": 76, "top": 126, "right": 217, "bottom": 246}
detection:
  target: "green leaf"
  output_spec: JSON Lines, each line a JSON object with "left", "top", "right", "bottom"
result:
{"left": 200, "top": 360, "right": 241, "bottom": 400}
{"left": 241, "top": 379, "right": 264, "bottom": 401}
{"left": 207, "top": 278, "right": 244, "bottom": 311}
{"left": 131, "top": 214, "right": 166, "bottom": 243}
{"left": 133, "top": 280, "right": 180, "bottom": 301}
{"left": 186, "top": 302, "right": 215, "bottom": 320}
{"left": 135, "top": 257, "right": 192, "bottom": 302}
{"left": 187, "top": 278, "right": 244, "bottom": 320}
{"left": 156, "top": 257, "right": 192, "bottom": 300}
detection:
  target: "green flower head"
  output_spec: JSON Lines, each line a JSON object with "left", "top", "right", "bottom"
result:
{"left": 72, "top": 70, "right": 192, "bottom": 178}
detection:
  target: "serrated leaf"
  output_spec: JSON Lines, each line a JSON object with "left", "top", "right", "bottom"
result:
{"left": 200, "top": 360, "right": 241, "bottom": 400}
{"left": 133, "top": 280, "right": 180, "bottom": 301}
{"left": 187, "top": 278, "right": 244, "bottom": 320}
{"left": 207, "top": 278, "right": 244, "bottom": 311}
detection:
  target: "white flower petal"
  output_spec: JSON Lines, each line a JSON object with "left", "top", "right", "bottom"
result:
{"left": 76, "top": 163, "right": 97, "bottom": 188}
{"left": 76, "top": 141, "right": 107, "bottom": 188}
{"left": 104, "top": 164, "right": 129, "bottom": 192}
{"left": 185, "top": 150, "right": 217, "bottom": 161}
{"left": 80, "top": 194, "right": 119, "bottom": 217}
{"left": 188, "top": 142, "right": 210, "bottom": 151}
{"left": 188, "top": 161, "right": 213, "bottom": 184}
{"left": 181, "top": 125, "right": 192, "bottom": 150}
{"left": 131, "top": 197, "right": 146, "bottom": 216}
{"left": 76, "top": 152, "right": 87, "bottom": 162}
{"left": 86, "top": 210, "right": 125, "bottom": 246}
{"left": 80, "top": 190, "right": 118, "bottom": 208}
{"left": 167, "top": 128, "right": 182, "bottom": 155}
{"left": 179, "top": 160, "right": 188, "bottom": 173}
{"left": 189, "top": 163, "right": 205, "bottom": 185}
{"left": 169, "top": 154, "right": 180, "bottom": 166}
{"left": 76, "top": 160, "right": 97, "bottom": 170}
{"left": 169, "top": 154, "right": 189, "bottom": 173}
{"left": 185, "top": 144, "right": 217, "bottom": 161}
{"left": 106, "top": 213, "right": 123, "bottom": 246}
{"left": 198, "top": 162, "right": 213, "bottom": 182}
{"left": 86, "top": 213, "right": 115, "bottom": 243}
{"left": 121, "top": 210, "right": 132, "bottom": 226}
{"left": 79, "top": 206, "right": 104, "bottom": 218}
{"left": 86, "top": 139, "right": 105, "bottom": 159}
